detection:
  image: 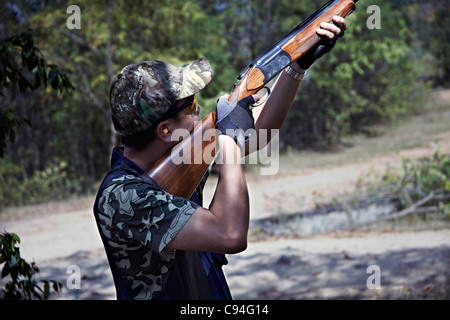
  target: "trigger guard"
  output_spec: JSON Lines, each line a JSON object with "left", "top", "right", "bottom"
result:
{"left": 252, "top": 86, "right": 271, "bottom": 108}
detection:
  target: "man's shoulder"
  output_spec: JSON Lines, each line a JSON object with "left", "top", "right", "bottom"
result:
{"left": 108, "top": 173, "right": 146, "bottom": 186}
{"left": 96, "top": 170, "right": 198, "bottom": 253}
{"left": 100, "top": 173, "right": 163, "bottom": 202}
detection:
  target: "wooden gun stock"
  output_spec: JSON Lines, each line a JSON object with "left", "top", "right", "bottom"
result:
{"left": 147, "top": 112, "right": 217, "bottom": 199}
{"left": 229, "top": 0, "right": 358, "bottom": 104}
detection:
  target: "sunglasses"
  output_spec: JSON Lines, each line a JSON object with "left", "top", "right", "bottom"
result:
{"left": 166, "top": 95, "right": 199, "bottom": 118}
{"left": 184, "top": 95, "right": 199, "bottom": 116}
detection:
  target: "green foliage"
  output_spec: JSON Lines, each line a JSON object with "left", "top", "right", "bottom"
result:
{"left": 364, "top": 149, "right": 450, "bottom": 218}
{"left": 0, "top": 108, "right": 30, "bottom": 159}
{"left": 391, "top": 0, "right": 450, "bottom": 86}
{"left": 0, "top": 30, "right": 74, "bottom": 157}
{"left": 0, "top": 158, "right": 87, "bottom": 208}
{"left": 0, "top": 160, "right": 21, "bottom": 206}
{"left": 428, "top": 6, "right": 450, "bottom": 86}
{"left": 0, "top": 231, "right": 62, "bottom": 300}
{"left": 0, "top": 31, "right": 73, "bottom": 94}
{"left": 399, "top": 151, "right": 450, "bottom": 196}
{"left": 0, "top": 0, "right": 444, "bottom": 207}
{"left": 281, "top": 0, "right": 431, "bottom": 149}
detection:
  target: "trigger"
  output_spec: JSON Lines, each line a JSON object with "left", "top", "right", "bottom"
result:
{"left": 252, "top": 86, "right": 271, "bottom": 108}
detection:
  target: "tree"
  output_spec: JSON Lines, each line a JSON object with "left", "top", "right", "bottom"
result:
{"left": 0, "top": 5, "right": 68, "bottom": 300}
{"left": 0, "top": 2, "right": 75, "bottom": 206}
{"left": 280, "top": 0, "right": 430, "bottom": 149}
{"left": 0, "top": 31, "right": 73, "bottom": 157}
{"left": 0, "top": 0, "right": 439, "bottom": 207}
{"left": 1, "top": 0, "right": 234, "bottom": 206}
{"left": 428, "top": 6, "right": 450, "bottom": 86}
{"left": 388, "top": 0, "right": 450, "bottom": 87}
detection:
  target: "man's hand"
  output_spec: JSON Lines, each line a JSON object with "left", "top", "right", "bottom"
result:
{"left": 216, "top": 94, "right": 260, "bottom": 149}
{"left": 296, "top": 15, "right": 347, "bottom": 70}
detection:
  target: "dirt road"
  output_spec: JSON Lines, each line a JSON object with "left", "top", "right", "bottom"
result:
{"left": 2, "top": 141, "right": 449, "bottom": 299}
{"left": 2, "top": 205, "right": 449, "bottom": 300}
{"left": 1, "top": 95, "right": 450, "bottom": 299}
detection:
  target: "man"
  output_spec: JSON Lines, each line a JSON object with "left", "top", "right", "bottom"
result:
{"left": 93, "top": 16, "right": 347, "bottom": 300}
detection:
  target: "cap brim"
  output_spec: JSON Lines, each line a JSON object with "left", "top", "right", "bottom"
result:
{"left": 177, "top": 58, "right": 212, "bottom": 100}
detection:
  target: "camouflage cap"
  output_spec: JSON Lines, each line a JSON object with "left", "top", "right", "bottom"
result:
{"left": 110, "top": 58, "right": 212, "bottom": 137}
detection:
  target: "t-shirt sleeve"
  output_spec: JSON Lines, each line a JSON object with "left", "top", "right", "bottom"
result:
{"left": 97, "top": 175, "right": 200, "bottom": 253}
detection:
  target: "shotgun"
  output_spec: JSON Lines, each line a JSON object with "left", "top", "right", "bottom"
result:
{"left": 148, "top": 0, "right": 358, "bottom": 199}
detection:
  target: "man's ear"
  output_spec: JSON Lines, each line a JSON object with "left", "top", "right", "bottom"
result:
{"left": 155, "top": 121, "right": 172, "bottom": 142}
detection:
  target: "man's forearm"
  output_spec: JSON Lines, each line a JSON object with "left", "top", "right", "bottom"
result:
{"left": 165, "top": 135, "right": 250, "bottom": 254}
{"left": 209, "top": 135, "right": 249, "bottom": 244}
{"left": 254, "top": 62, "right": 305, "bottom": 131}
{"left": 245, "top": 63, "right": 305, "bottom": 154}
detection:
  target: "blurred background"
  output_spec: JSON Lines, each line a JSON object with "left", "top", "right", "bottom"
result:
{"left": 1, "top": 0, "right": 448, "bottom": 206}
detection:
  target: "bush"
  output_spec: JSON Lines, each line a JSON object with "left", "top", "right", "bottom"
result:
{"left": 0, "top": 231, "right": 61, "bottom": 300}
{"left": 361, "top": 149, "right": 450, "bottom": 218}
{"left": 0, "top": 159, "right": 87, "bottom": 208}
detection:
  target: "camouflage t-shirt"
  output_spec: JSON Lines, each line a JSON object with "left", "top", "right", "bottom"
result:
{"left": 94, "top": 147, "right": 200, "bottom": 300}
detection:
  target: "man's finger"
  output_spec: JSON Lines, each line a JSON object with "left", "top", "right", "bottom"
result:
{"left": 320, "top": 22, "right": 342, "bottom": 36}
{"left": 317, "top": 28, "right": 336, "bottom": 40}
{"left": 332, "top": 16, "right": 347, "bottom": 31}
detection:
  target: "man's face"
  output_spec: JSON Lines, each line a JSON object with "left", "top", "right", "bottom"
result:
{"left": 170, "top": 95, "right": 200, "bottom": 134}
